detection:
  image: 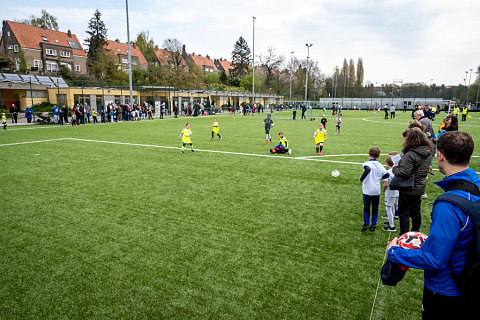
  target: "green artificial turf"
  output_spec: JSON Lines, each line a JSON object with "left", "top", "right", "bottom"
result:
{"left": 0, "top": 110, "right": 479, "bottom": 319}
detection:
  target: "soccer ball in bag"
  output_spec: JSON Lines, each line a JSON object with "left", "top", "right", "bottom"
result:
{"left": 331, "top": 170, "right": 340, "bottom": 178}
{"left": 398, "top": 232, "right": 428, "bottom": 250}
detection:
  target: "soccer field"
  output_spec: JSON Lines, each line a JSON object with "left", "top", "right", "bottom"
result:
{"left": 1, "top": 110, "right": 479, "bottom": 319}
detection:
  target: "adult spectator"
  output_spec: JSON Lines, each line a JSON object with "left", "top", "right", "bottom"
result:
{"left": 387, "top": 131, "right": 478, "bottom": 319}
{"left": 414, "top": 110, "right": 436, "bottom": 175}
{"left": 79, "top": 104, "right": 85, "bottom": 125}
{"left": 437, "top": 114, "right": 459, "bottom": 138}
{"left": 25, "top": 106, "right": 33, "bottom": 123}
{"left": 62, "top": 105, "right": 68, "bottom": 124}
{"left": 301, "top": 104, "right": 306, "bottom": 119}
{"left": 392, "top": 129, "right": 432, "bottom": 235}
{"left": 161, "top": 102, "right": 165, "bottom": 119}
{"left": 403, "top": 104, "right": 407, "bottom": 113}
{"left": 10, "top": 104, "right": 18, "bottom": 123}
{"left": 85, "top": 103, "right": 91, "bottom": 123}
{"left": 390, "top": 104, "right": 396, "bottom": 119}
{"left": 51, "top": 104, "right": 60, "bottom": 124}
{"left": 462, "top": 106, "right": 468, "bottom": 122}
{"left": 384, "top": 104, "right": 389, "bottom": 119}
{"left": 174, "top": 104, "right": 178, "bottom": 118}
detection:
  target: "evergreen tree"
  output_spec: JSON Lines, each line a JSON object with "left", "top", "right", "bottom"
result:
{"left": 348, "top": 59, "right": 355, "bottom": 88}
{"left": 231, "top": 37, "right": 251, "bottom": 78}
{"left": 356, "top": 57, "right": 364, "bottom": 87}
{"left": 84, "top": 9, "right": 108, "bottom": 78}
{"left": 23, "top": 9, "right": 59, "bottom": 31}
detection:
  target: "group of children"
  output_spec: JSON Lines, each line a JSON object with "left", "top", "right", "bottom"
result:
{"left": 178, "top": 113, "right": 341, "bottom": 156}
{"left": 360, "top": 147, "right": 399, "bottom": 232}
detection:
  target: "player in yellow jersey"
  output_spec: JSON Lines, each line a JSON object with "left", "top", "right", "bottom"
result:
{"left": 270, "top": 132, "right": 291, "bottom": 154}
{"left": 2, "top": 113, "right": 7, "bottom": 130}
{"left": 179, "top": 123, "right": 194, "bottom": 153}
{"left": 211, "top": 118, "right": 222, "bottom": 141}
{"left": 313, "top": 123, "right": 327, "bottom": 155}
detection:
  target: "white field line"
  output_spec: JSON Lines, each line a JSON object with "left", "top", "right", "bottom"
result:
{"left": 0, "top": 138, "right": 70, "bottom": 147}
{"left": 1, "top": 138, "right": 479, "bottom": 172}
{"left": 369, "top": 232, "right": 393, "bottom": 320}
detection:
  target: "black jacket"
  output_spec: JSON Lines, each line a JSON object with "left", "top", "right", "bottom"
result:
{"left": 392, "top": 145, "right": 431, "bottom": 195}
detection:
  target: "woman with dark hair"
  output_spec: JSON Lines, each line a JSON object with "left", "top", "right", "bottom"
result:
{"left": 437, "top": 114, "right": 458, "bottom": 138}
{"left": 392, "top": 129, "right": 433, "bottom": 235}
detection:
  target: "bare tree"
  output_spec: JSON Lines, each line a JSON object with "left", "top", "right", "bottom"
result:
{"left": 259, "top": 47, "right": 285, "bottom": 86}
{"left": 162, "top": 38, "right": 185, "bottom": 69}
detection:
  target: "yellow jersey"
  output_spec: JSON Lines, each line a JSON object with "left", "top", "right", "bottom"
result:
{"left": 92, "top": 110, "right": 97, "bottom": 117}
{"left": 314, "top": 129, "right": 327, "bottom": 144}
{"left": 280, "top": 136, "right": 288, "bottom": 149}
{"left": 462, "top": 107, "right": 468, "bottom": 115}
{"left": 212, "top": 121, "right": 219, "bottom": 134}
{"left": 2, "top": 115, "right": 6, "bottom": 123}
{"left": 180, "top": 128, "right": 192, "bottom": 144}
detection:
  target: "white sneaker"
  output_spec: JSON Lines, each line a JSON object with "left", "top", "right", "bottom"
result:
{"left": 288, "top": 149, "right": 292, "bottom": 155}
{"left": 421, "top": 193, "right": 428, "bottom": 199}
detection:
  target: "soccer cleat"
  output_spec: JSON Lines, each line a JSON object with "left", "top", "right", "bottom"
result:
{"left": 269, "top": 139, "right": 272, "bottom": 142}
{"left": 319, "top": 152, "right": 322, "bottom": 156}
{"left": 180, "top": 151, "right": 184, "bottom": 154}
{"left": 370, "top": 225, "right": 376, "bottom": 232}
{"left": 211, "top": 137, "right": 214, "bottom": 140}
{"left": 382, "top": 226, "right": 397, "bottom": 232}
{"left": 191, "top": 149, "right": 195, "bottom": 152}
{"left": 394, "top": 215, "right": 399, "bottom": 219}
{"left": 288, "top": 149, "right": 292, "bottom": 155}
{"left": 361, "top": 224, "right": 370, "bottom": 232}
{"left": 315, "top": 152, "right": 318, "bottom": 156}
{"left": 266, "top": 140, "right": 269, "bottom": 143}
{"left": 381, "top": 215, "right": 388, "bottom": 219}
{"left": 421, "top": 193, "right": 428, "bottom": 199}
{"left": 219, "top": 137, "right": 222, "bottom": 141}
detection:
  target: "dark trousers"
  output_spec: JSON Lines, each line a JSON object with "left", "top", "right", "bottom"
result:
{"left": 398, "top": 192, "right": 422, "bottom": 235}
{"left": 363, "top": 194, "right": 379, "bottom": 226}
{"left": 27, "top": 118, "right": 32, "bottom": 123}
{"left": 384, "top": 112, "right": 388, "bottom": 119}
{"left": 93, "top": 116, "right": 98, "bottom": 124}
{"left": 462, "top": 114, "right": 466, "bottom": 121}
{"left": 422, "top": 287, "right": 464, "bottom": 320}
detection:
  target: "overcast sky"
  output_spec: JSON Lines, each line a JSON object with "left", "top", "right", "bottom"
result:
{"left": 3, "top": 0, "right": 479, "bottom": 85}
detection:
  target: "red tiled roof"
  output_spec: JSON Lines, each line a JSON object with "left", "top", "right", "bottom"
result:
{"left": 216, "top": 58, "right": 233, "bottom": 73}
{"left": 155, "top": 48, "right": 188, "bottom": 67}
{"left": 190, "top": 54, "right": 217, "bottom": 71}
{"left": 6, "top": 20, "right": 86, "bottom": 57}
{"left": 105, "top": 39, "right": 148, "bottom": 64}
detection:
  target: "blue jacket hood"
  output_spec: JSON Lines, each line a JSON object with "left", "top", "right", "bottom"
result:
{"left": 434, "top": 168, "right": 480, "bottom": 191}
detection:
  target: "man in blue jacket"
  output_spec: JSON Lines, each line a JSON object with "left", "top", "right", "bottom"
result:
{"left": 387, "top": 131, "right": 478, "bottom": 319}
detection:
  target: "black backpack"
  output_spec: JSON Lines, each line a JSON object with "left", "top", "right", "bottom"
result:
{"left": 433, "top": 180, "right": 480, "bottom": 309}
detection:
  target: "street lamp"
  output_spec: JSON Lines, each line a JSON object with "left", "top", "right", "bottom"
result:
{"left": 289, "top": 51, "right": 294, "bottom": 103}
{"left": 467, "top": 68, "right": 473, "bottom": 105}
{"left": 333, "top": 67, "right": 338, "bottom": 107}
{"left": 126, "top": 0, "right": 133, "bottom": 105}
{"left": 304, "top": 43, "right": 313, "bottom": 108}
{"left": 252, "top": 16, "right": 256, "bottom": 107}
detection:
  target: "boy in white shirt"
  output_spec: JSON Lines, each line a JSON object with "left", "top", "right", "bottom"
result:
{"left": 359, "top": 147, "right": 389, "bottom": 232}
{"left": 382, "top": 155, "right": 399, "bottom": 232}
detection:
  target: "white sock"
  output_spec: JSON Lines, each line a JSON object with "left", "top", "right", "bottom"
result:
{"left": 266, "top": 134, "right": 269, "bottom": 140}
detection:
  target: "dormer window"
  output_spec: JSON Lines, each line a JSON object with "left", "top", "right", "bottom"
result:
{"left": 42, "top": 36, "right": 48, "bottom": 41}
{"left": 54, "top": 39, "right": 59, "bottom": 43}
{"left": 117, "top": 48, "right": 121, "bottom": 52}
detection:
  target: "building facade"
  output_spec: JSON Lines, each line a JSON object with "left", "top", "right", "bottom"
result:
{"left": 105, "top": 39, "right": 148, "bottom": 72}
{"left": 0, "top": 20, "right": 87, "bottom": 76}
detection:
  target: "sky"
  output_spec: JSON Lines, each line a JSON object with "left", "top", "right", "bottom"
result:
{"left": 3, "top": 0, "right": 480, "bottom": 86}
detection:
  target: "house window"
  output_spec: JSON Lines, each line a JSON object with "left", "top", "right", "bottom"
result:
{"left": 14, "top": 45, "right": 19, "bottom": 52}
{"left": 60, "top": 62, "right": 72, "bottom": 71}
{"left": 116, "top": 48, "right": 121, "bottom": 52}
{"left": 34, "top": 60, "right": 43, "bottom": 69}
{"left": 74, "top": 65, "right": 80, "bottom": 72}
{"left": 7, "top": 45, "right": 13, "bottom": 50}
{"left": 15, "top": 58, "right": 20, "bottom": 71}
{"left": 42, "top": 36, "right": 48, "bottom": 41}
{"left": 46, "top": 60, "right": 59, "bottom": 72}
{"left": 7, "top": 31, "right": 10, "bottom": 37}
{"left": 132, "top": 59, "right": 138, "bottom": 66}
{"left": 46, "top": 49, "right": 57, "bottom": 56}
{"left": 121, "top": 58, "right": 129, "bottom": 64}
{"left": 54, "top": 39, "right": 59, "bottom": 43}
{"left": 60, "top": 51, "right": 71, "bottom": 58}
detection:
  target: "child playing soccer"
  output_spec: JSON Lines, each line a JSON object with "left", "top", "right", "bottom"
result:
{"left": 382, "top": 155, "right": 399, "bottom": 232}
{"left": 335, "top": 114, "right": 341, "bottom": 135}
{"left": 313, "top": 123, "right": 327, "bottom": 155}
{"left": 211, "top": 118, "right": 222, "bottom": 140}
{"left": 179, "top": 123, "right": 194, "bottom": 153}
{"left": 2, "top": 113, "right": 7, "bottom": 130}
{"left": 359, "top": 147, "right": 389, "bottom": 232}
{"left": 270, "top": 132, "right": 291, "bottom": 154}
{"left": 263, "top": 114, "right": 274, "bottom": 143}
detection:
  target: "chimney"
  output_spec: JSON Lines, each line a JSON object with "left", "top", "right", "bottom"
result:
{"left": 115, "top": 39, "right": 120, "bottom": 43}
{"left": 192, "top": 52, "right": 195, "bottom": 56}
{"left": 67, "top": 29, "right": 72, "bottom": 38}
{"left": 41, "top": 24, "right": 47, "bottom": 30}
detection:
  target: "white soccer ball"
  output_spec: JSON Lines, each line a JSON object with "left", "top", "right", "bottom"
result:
{"left": 331, "top": 170, "right": 340, "bottom": 178}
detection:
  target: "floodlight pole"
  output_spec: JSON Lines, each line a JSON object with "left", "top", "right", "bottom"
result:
{"left": 475, "top": 71, "right": 480, "bottom": 109}
{"left": 126, "top": 0, "right": 133, "bottom": 106}
{"left": 304, "top": 44, "right": 312, "bottom": 107}
{"left": 467, "top": 68, "right": 473, "bottom": 105}
{"left": 252, "top": 16, "right": 256, "bottom": 107}
{"left": 289, "top": 51, "right": 294, "bottom": 102}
